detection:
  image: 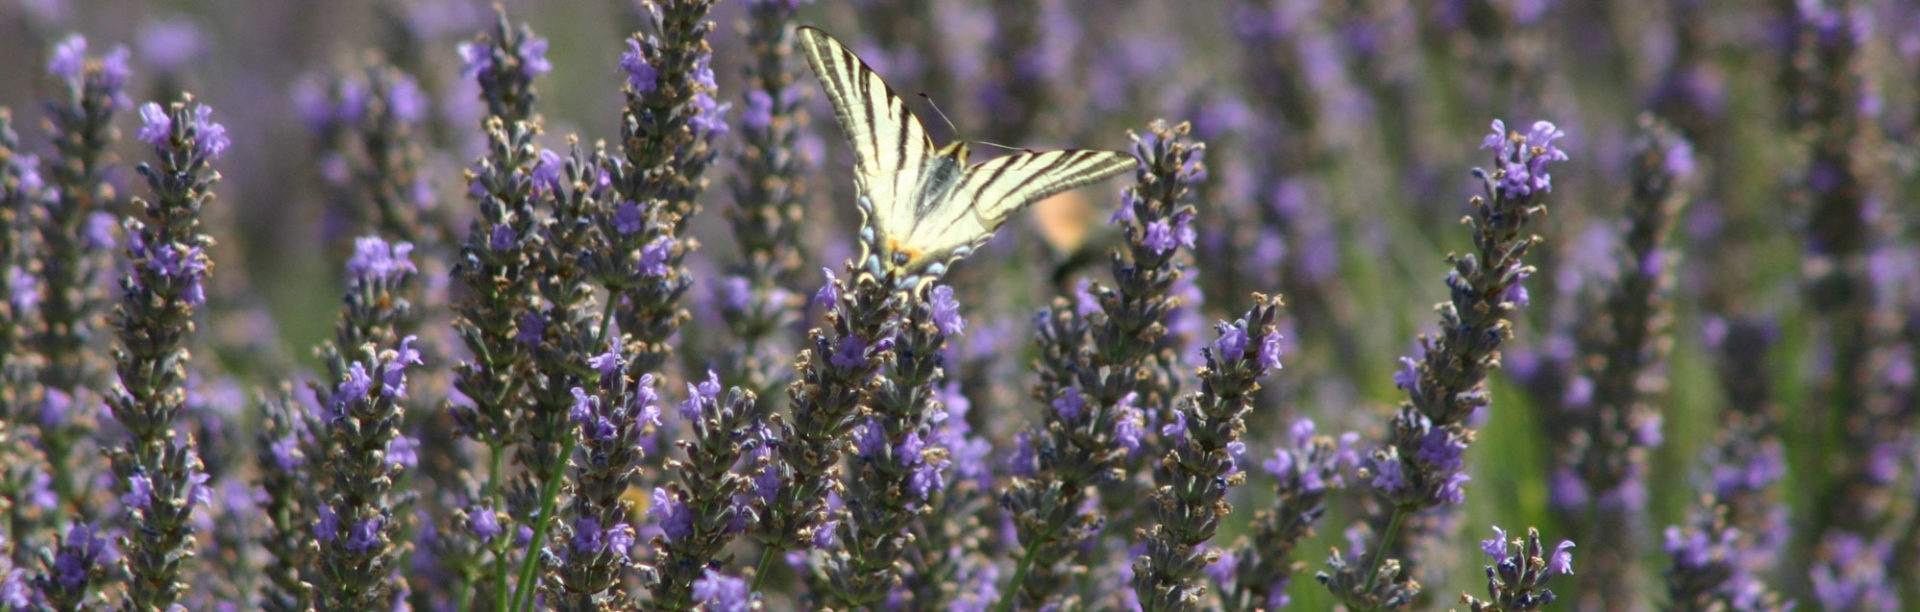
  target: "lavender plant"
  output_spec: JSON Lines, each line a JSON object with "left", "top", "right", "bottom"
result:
{"left": 106, "top": 96, "right": 226, "bottom": 609}
{"left": 1224, "top": 419, "right": 1356, "bottom": 610}
{"left": 33, "top": 35, "right": 132, "bottom": 521}
{"left": 1322, "top": 118, "right": 1562, "bottom": 609}
{"left": 1540, "top": 116, "right": 1692, "bottom": 610}
{"left": 643, "top": 373, "right": 753, "bottom": 609}
{"left": 1000, "top": 121, "right": 1200, "bottom": 610}
{"left": 1130, "top": 295, "right": 1283, "bottom": 611}
{"left": 718, "top": 0, "right": 813, "bottom": 394}
{"left": 1460, "top": 526, "right": 1575, "bottom": 612}
{"left": 305, "top": 236, "right": 422, "bottom": 609}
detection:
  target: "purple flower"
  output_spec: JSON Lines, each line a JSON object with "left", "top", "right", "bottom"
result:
{"left": 1009, "top": 432, "right": 1037, "bottom": 478}
{"left": 929, "top": 285, "right": 966, "bottom": 336}
{"left": 814, "top": 268, "right": 841, "bottom": 310}
{"left": 6, "top": 266, "right": 38, "bottom": 313}
{"left": 588, "top": 344, "right": 623, "bottom": 379}
{"left": 648, "top": 487, "right": 693, "bottom": 542}
{"left": 621, "top": 39, "right": 657, "bottom": 93}
{"left": 316, "top": 505, "right": 339, "bottom": 542}
{"left": 457, "top": 42, "right": 491, "bottom": 78}
{"left": 743, "top": 90, "right": 774, "bottom": 130}
{"left": 639, "top": 236, "right": 675, "bottom": 278}
{"left": 388, "top": 434, "right": 418, "bottom": 469}
{"left": 84, "top": 212, "right": 116, "bottom": 249}
{"left": 1480, "top": 525, "right": 1509, "bottom": 559}
{"left": 269, "top": 437, "right": 301, "bottom": 472}
{"left": 1369, "top": 454, "right": 1407, "bottom": 494}
{"left": 521, "top": 36, "right": 552, "bottom": 77}
{"left": 606, "top": 522, "right": 636, "bottom": 558}
{"left": 1212, "top": 322, "right": 1248, "bottom": 361}
{"left": 516, "top": 312, "right": 548, "bottom": 346}
{"left": 489, "top": 224, "right": 516, "bottom": 251}
{"left": 1547, "top": 540, "right": 1576, "bottom": 575}
{"left": 122, "top": 474, "right": 153, "bottom": 509}
{"left": 1160, "top": 408, "right": 1189, "bottom": 441}
{"left": 147, "top": 244, "right": 210, "bottom": 306}
{"left": 812, "top": 519, "right": 837, "bottom": 548}
{"left": 330, "top": 362, "right": 373, "bottom": 416}
{"left": 347, "top": 517, "right": 383, "bottom": 554}
{"left": 829, "top": 334, "right": 869, "bottom": 371}
{"left": 1113, "top": 393, "right": 1146, "bottom": 453}
{"left": 188, "top": 104, "right": 230, "bottom": 158}
{"left": 614, "top": 200, "right": 644, "bottom": 234}
{"left": 691, "top": 569, "right": 753, "bottom": 612}
{"left": 1052, "top": 387, "right": 1084, "bottom": 421}
{"left": 533, "top": 149, "right": 563, "bottom": 194}
{"left": 682, "top": 370, "right": 722, "bottom": 422}
{"left": 52, "top": 522, "right": 112, "bottom": 590}
{"left": 1416, "top": 427, "right": 1466, "bottom": 471}
{"left": 1206, "top": 546, "right": 1238, "bottom": 587}
{"left": 1256, "top": 333, "right": 1283, "bottom": 370}
{"left": 346, "top": 236, "right": 416, "bottom": 281}
{"left": 470, "top": 506, "right": 502, "bottom": 543}
{"left": 1144, "top": 218, "right": 1178, "bottom": 253}
{"left": 1391, "top": 356, "right": 1421, "bottom": 392}
{"left": 137, "top": 102, "right": 171, "bottom": 145}
{"left": 568, "top": 387, "right": 597, "bottom": 424}
{"left": 1438, "top": 472, "right": 1472, "bottom": 505}
{"left": 381, "top": 335, "right": 423, "bottom": 398}
{"left": 690, "top": 93, "right": 732, "bottom": 139}
{"left": 49, "top": 34, "right": 87, "bottom": 79}
{"left": 572, "top": 517, "right": 605, "bottom": 554}
{"left": 100, "top": 46, "right": 131, "bottom": 95}
{"left": 387, "top": 74, "right": 426, "bottom": 124}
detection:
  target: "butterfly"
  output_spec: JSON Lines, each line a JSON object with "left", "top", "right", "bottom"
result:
{"left": 796, "top": 26, "right": 1136, "bottom": 290}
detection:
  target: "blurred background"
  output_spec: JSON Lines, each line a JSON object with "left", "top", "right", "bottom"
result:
{"left": 3, "top": 0, "right": 1917, "bottom": 609}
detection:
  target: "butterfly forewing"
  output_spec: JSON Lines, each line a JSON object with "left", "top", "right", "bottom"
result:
{"left": 796, "top": 26, "right": 932, "bottom": 238}
{"left": 797, "top": 26, "right": 1138, "bottom": 277}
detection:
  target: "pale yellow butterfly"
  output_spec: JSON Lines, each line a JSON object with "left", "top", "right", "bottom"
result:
{"left": 796, "top": 26, "right": 1136, "bottom": 287}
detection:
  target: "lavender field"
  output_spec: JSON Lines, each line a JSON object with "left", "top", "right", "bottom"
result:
{"left": 0, "top": 0, "right": 1915, "bottom": 610}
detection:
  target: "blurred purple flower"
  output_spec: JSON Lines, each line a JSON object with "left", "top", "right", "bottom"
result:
{"left": 622, "top": 39, "right": 657, "bottom": 93}
{"left": 692, "top": 569, "right": 753, "bottom": 612}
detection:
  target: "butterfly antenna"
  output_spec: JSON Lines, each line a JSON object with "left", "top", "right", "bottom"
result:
{"left": 918, "top": 93, "right": 960, "bottom": 136}
{"left": 974, "top": 140, "right": 1028, "bottom": 152}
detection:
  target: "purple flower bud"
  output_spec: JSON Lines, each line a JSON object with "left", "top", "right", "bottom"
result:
{"left": 1416, "top": 427, "right": 1466, "bottom": 472}
{"left": 812, "top": 519, "right": 837, "bottom": 549}
{"left": 516, "top": 312, "right": 547, "bottom": 346}
{"left": 621, "top": 39, "right": 657, "bottom": 93}
{"left": 381, "top": 335, "right": 423, "bottom": 398}
{"left": 829, "top": 334, "right": 869, "bottom": 371}
{"left": 1073, "top": 279, "right": 1101, "bottom": 316}
{"left": 1009, "top": 432, "right": 1037, "bottom": 478}
{"left": 814, "top": 268, "right": 840, "bottom": 310}
{"left": 1392, "top": 356, "right": 1421, "bottom": 392}
{"left": 692, "top": 569, "right": 753, "bottom": 612}
{"left": 53, "top": 522, "right": 112, "bottom": 590}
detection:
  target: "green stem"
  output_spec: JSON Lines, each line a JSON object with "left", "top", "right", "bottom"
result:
{"left": 1360, "top": 505, "right": 1407, "bottom": 600}
{"left": 994, "top": 542, "right": 1044, "bottom": 612}
{"left": 510, "top": 435, "right": 578, "bottom": 612}
{"left": 750, "top": 545, "right": 781, "bottom": 593}
{"left": 488, "top": 442, "right": 510, "bottom": 612}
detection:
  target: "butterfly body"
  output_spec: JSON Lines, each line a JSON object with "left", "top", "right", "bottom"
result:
{"left": 797, "top": 27, "right": 1136, "bottom": 289}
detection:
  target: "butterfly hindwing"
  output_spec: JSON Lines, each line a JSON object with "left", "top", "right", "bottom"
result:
{"left": 902, "top": 149, "right": 1137, "bottom": 259}
{"left": 796, "top": 26, "right": 932, "bottom": 239}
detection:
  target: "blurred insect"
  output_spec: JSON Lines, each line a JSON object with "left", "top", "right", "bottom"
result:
{"left": 796, "top": 26, "right": 1135, "bottom": 292}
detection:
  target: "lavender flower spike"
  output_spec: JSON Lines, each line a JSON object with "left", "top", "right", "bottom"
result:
{"left": 1323, "top": 117, "right": 1560, "bottom": 608}
{"left": 642, "top": 373, "right": 760, "bottom": 609}
{"left": 1462, "top": 526, "right": 1575, "bottom": 611}
{"left": 1132, "top": 295, "right": 1285, "bottom": 612}
{"left": 105, "top": 96, "right": 224, "bottom": 610}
